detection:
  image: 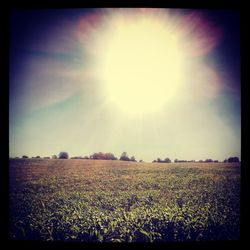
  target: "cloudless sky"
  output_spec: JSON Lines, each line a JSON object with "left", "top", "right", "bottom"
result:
{"left": 9, "top": 8, "right": 241, "bottom": 161}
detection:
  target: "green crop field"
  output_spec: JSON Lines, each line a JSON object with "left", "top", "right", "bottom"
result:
{"left": 9, "top": 159, "right": 240, "bottom": 242}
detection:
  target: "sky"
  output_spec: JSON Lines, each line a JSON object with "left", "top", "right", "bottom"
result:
{"left": 9, "top": 8, "right": 241, "bottom": 162}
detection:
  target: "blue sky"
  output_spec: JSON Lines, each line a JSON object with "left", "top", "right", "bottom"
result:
{"left": 9, "top": 9, "right": 240, "bottom": 161}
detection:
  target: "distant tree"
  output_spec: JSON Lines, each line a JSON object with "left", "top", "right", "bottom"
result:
{"left": 92, "top": 152, "right": 103, "bottom": 160}
{"left": 153, "top": 157, "right": 171, "bottom": 163}
{"left": 174, "top": 159, "right": 195, "bottom": 163}
{"left": 227, "top": 157, "right": 240, "bottom": 163}
{"left": 22, "top": 155, "right": 28, "bottom": 159}
{"left": 44, "top": 157, "right": 50, "bottom": 159}
{"left": 205, "top": 159, "right": 213, "bottom": 163}
{"left": 164, "top": 157, "right": 171, "bottom": 163}
{"left": 58, "top": 152, "right": 69, "bottom": 159}
{"left": 214, "top": 160, "right": 219, "bottom": 163}
{"left": 92, "top": 152, "right": 101, "bottom": 160}
{"left": 35, "top": 156, "right": 40, "bottom": 158}
{"left": 89, "top": 152, "right": 117, "bottom": 160}
{"left": 104, "top": 153, "right": 117, "bottom": 160}
{"left": 120, "top": 152, "right": 130, "bottom": 161}
{"left": 91, "top": 152, "right": 103, "bottom": 160}
{"left": 51, "top": 155, "right": 57, "bottom": 159}
{"left": 130, "top": 156, "right": 136, "bottom": 162}
{"left": 83, "top": 156, "right": 89, "bottom": 159}
{"left": 223, "top": 159, "right": 228, "bottom": 163}
{"left": 139, "top": 160, "right": 143, "bottom": 163}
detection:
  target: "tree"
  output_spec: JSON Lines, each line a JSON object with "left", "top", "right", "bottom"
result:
{"left": 58, "top": 152, "right": 69, "bottom": 159}
{"left": 51, "top": 155, "right": 57, "bottom": 159}
{"left": 22, "top": 155, "right": 28, "bottom": 159}
{"left": 153, "top": 157, "right": 171, "bottom": 163}
{"left": 205, "top": 159, "right": 213, "bottom": 163}
{"left": 89, "top": 152, "right": 117, "bottom": 160}
{"left": 104, "top": 153, "right": 117, "bottom": 160}
{"left": 164, "top": 157, "right": 171, "bottom": 163}
{"left": 130, "top": 156, "right": 136, "bottom": 162}
{"left": 92, "top": 152, "right": 104, "bottom": 160}
{"left": 120, "top": 152, "right": 130, "bottom": 161}
{"left": 227, "top": 157, "right": 239, "bottom": 163}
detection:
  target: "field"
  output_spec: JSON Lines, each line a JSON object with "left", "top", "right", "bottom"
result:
{"left": 9, "top": 159, "right": 240, "bottom": 242}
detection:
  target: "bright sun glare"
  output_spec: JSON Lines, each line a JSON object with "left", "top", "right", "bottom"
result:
{"left": 94, "top": 10, "right": 187, "bottom": 115}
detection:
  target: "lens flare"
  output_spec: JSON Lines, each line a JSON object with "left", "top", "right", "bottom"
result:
{"left": 99, "top": 15, "right": 187, "bottom": 114}
{"left": 76, "top": 8, "right": 222, "bottom": 116}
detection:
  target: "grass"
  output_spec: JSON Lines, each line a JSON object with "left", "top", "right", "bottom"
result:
{"left": 9, "top": 159, "right": 240, "bottom": 242}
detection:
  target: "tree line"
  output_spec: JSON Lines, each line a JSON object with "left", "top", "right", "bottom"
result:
{"left": 17, "top": 153, "right": 239, "bottom": 163}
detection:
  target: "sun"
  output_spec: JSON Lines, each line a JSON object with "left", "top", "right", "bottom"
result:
{"left": 93, "top": 10, "right": 187, "bottom": 115}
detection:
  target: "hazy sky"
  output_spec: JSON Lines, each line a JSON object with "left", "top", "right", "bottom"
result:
{"left": 9, "top": 8, "right": 241, "bottom": 161}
